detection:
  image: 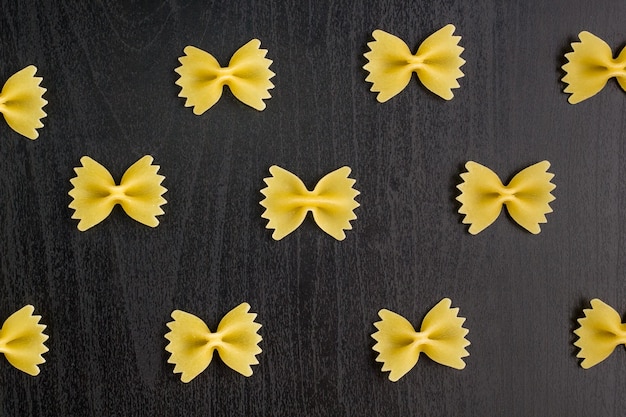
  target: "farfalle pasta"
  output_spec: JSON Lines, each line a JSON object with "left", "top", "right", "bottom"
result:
{"left": 0, "top": 305, "right": 48, "bottom": 376}
{"left": 175, "top": 40, "right": 275, "bottom": 114}
{"left": 562, "top": 31, "right": 626, "bottom": 104}
{"left": 363, "top": 25, "right": 465, "bottom": 101}
{"left": 164, "top": 303, "right": 262, "bottom": 383}
{"left": 68, "top": 155, "right": 167, "bottom": 231}
{"left": 372, "top": 298, "right": 470, "bottom": 382}
{"left": 456, "top": 161, "right": 556, "bottom": 234}
{"left": 574, "top": 299, "right": 626, "bottom": 369}
{"left": 260, "top": 165, "right": 360, "bottom": 240}
{"left": 0, "top": 66, "right": 47, "bottom": 139}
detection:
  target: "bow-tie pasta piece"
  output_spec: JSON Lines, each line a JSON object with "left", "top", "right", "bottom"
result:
{"left": 164, "top": 303, "right": 262, "bottom": 383}
{"left": 68, "top": 155, "right": 167, "bottom": 231}
{"left": 260, "top": 165, "right": 360, "bottom": 240}
{"left": 0, "top": 66, "right": 47, "bottom": 139}
{"left": 363, "top": 25, "right": 465, "bottom": 102}
{"left": 372, "top": 298, "right": 470, "bottom": 382}
{"left": 562, "top": 31, "right": 626, "bottom": 104}
{"left": 175, "top": 40, "right": 275, "bottom": 114}
{"left": 456, "top": 161, "right": 556, "bottom": 235}
{"left": 574, "top": 299, "right": 626, "bottom": 369}
{"left": 0, "top": 305, "right": 49, "bottom": 376}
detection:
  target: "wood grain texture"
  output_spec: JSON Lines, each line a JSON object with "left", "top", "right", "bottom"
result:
{"left": 0, "top": 0, "right": 625, "bottom": 415}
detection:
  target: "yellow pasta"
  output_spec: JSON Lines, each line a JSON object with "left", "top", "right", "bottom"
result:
{"left": 260, "top": 165, "right": 360, "bottom": 240}
{"left": 456, "top": 161, "right": 555, "bottom": 234}
{"left": 562, "top": 31, "right": 626, "bottom": 104}
{"left": 175, "top": 40, "right": 275, "bottom": 114}
{"left": 0, "top": 66, "right": 47, "bottom": 139}
{"left": 0, "top": 305, "right": 48, "bottom": 376}
{"left": 68, "top": 155, "right": 167, "bottom": 231}
{"left": 363, "top": 25, "right": 465, "bottom": 102}
{"left": 574, "top": 299, "right": 626, "bottom": 369}
{"left": 372, "top": 298, "right": 470, "bottom": 382}
{"left": 164, "top": 303, "right": 262, "bottom": 383}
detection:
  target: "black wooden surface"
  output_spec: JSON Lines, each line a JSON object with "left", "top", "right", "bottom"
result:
{"left": 0, "top": 0, "right": 625, "bottom": 416}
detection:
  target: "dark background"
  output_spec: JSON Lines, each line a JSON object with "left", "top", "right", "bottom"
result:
{"left": 0, "top": 1, "right": 624, "bottom": 416}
